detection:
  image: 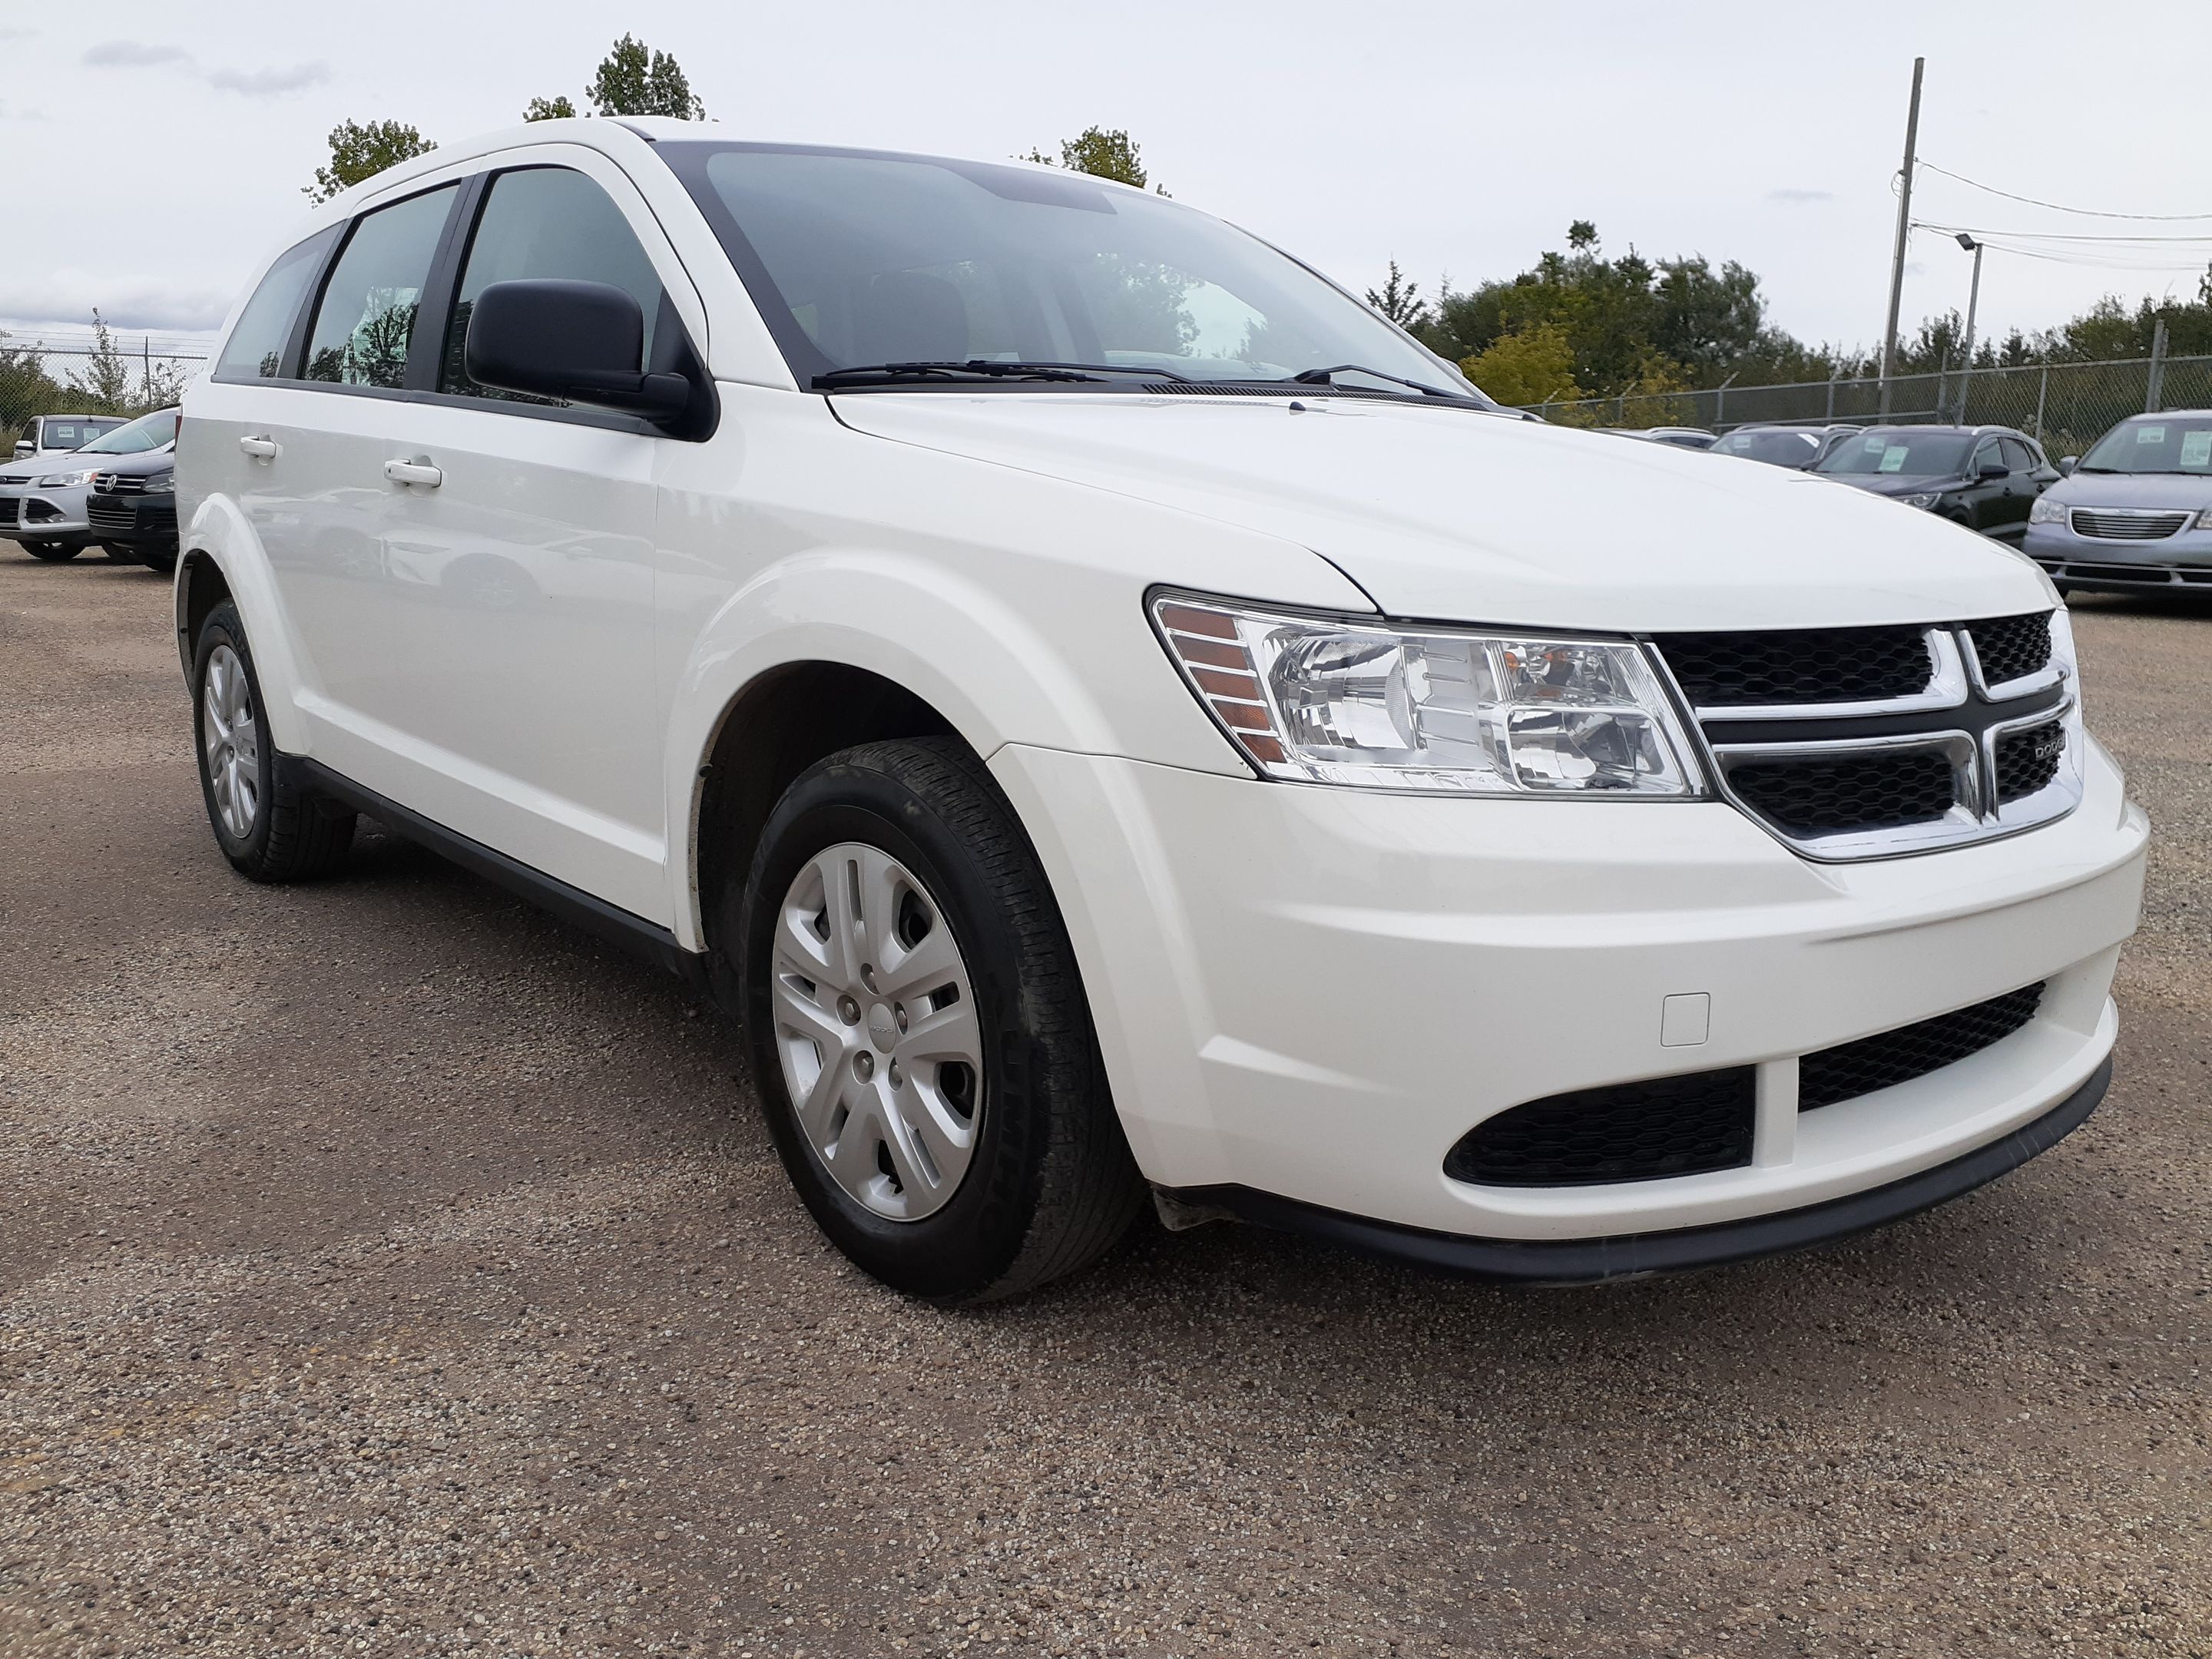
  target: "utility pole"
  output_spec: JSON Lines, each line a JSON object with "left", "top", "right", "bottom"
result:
{"left": 1879, "top": 56, "right": 1925, "bottom": 419}
{"left": 1954, "top": 233, "right": 1983, "bottom": 422}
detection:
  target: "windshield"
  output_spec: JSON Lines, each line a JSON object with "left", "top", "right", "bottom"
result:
{"left": 665, "top": 143, "right": 1467, "bottom": 394}
{"left": 1815, "top": 429, "right": 1974, "bottom": 477}
{"left": 2078, "top": 415, "right": 2212, "bottom": 474}
{"left": 39, "top": 417, "right": 123, "bottom": 450}
{"left": 1713, "top": 428, "right": 1825, "bottom": 466}
{"left": 80, "top": 409, "right": 178, "bottom": 455}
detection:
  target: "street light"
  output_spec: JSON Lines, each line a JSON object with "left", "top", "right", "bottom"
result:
{"left": 1955, "top": 232, "right": 1984, "bottom": 422}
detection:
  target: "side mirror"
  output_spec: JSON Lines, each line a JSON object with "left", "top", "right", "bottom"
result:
{"left": 2056, "top": 456, "right": 2078, "bottom": 477}
{"left": 1978, "top": 459, "right": 2008, "bottom": 480}
{"left": 465, "top": 279, "right": 691, "bottom": 425}
{"left": 11, "top": 441, "right": 29, "bottom": 459}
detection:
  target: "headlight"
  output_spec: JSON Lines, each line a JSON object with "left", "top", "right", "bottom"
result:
{"left": 1151, "top": 593, "right": 1707, "bottom": 796}
{"left": 142, "top": 471, "right": 174, "bottom": 493}
{"left": 2198, "top": 506, "right": 2212, "bottom": 530}
{"left": 32, "top": 468, "right": 98, "bottom": 488}
{"left": 2030, "top": 496, "right": 2067, "bottom": 525}
{"left": 1901, "top": 492, "right": 1940, "bottom": 510}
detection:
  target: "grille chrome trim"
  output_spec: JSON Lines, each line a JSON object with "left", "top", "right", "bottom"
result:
{"left": 1658, "top": 609, "right": 2085, "bottom": 863}
{"left": 1677, "top": 628, "right": 1966, "bottom": 722}
{"left": 2070, "top": 507, "right": 2189, "bottom": 541}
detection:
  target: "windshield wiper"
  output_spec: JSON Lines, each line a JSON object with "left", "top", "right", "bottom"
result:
{"left": 1290, "top": 363, "right": 1462, "bottom": 399}
{"left": 815, "top": 359, "right": 1192, "bottom": 389}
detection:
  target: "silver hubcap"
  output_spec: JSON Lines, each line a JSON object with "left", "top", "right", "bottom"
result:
{"left": 771, "top": 843, "right": 983, "bottom": 1222}
{"left": 201, "top": 644, "right": 260, "bottom": 840}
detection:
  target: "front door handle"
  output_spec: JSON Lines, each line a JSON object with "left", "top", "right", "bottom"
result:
{"left": 238, "top": 435, "right": 278, "bottom": 459}
{"left": 383, "top": 458, "right": 443, "bottom": 489}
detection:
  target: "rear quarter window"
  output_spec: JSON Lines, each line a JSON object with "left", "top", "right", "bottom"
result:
{"left": 216, "top": 226, "right": 342, "bottom": 382}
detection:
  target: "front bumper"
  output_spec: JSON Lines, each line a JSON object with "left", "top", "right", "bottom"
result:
{"left": 993, "top": 737, "right": 2146, "bottom": 1249}
{"left": 0, "top": 480, "right": 91, "bottom": 541}
{"left": 85, "top": 491, "right": 178, "bottom": 548}
{"left": 2025, "top": 521, "right": 2212, "bottom": 592}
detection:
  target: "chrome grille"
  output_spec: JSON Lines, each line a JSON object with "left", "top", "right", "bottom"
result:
{"left": 2070, "top": 508, "right": 2189, "bottom": 541}
{"left": 1659, "top": 611, "right": 2084, "bottom": 860}
{"left": 94, "top": 472, "right": 151, "bottom": 495}
{"left": 87, "top": 500, "right": 139, "bottom": 532}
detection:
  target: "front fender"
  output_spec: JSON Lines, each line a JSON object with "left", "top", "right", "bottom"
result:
{"left": 179, "top": 495, "right": 313, "bottom": 754}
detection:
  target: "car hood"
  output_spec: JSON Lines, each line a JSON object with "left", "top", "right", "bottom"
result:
{"left": 79, "top": 445, "right": 176, "bottom": 479}
{"left": 831, "top": 395, "right": 2051, "bottom": 630}
{"left": 2048, "top": 472, "right": 2212, "bottom": 510}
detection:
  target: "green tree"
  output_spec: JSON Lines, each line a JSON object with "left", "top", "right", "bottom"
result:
{"left": 1025, "top": 127, "right": 1165, "bottom": 194}
{"left": 1, "top": 329, "right": 64, "bottom": 435}
{"left": 1459, "top": 323, "right": 1584, "bottom": 408}
{"left": 523, "top": 94, "right": 578, "bottom": 122}
{"left": 64, "top": 312, "right": 134, "bottom": 412}
{"left": 1366, "top": 261, "right": 1432, "bottom": 333}
{"left": 305, "top": 119, "right": 435, "bottom": 204}
{"left": 587, "top": 34, "right": 705, "bottom": 119}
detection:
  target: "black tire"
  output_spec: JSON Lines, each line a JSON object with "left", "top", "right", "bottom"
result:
{"left": 140, "top": 545, "right": 177, "bottom": 575}
{"left": 192, "top": 600, "right": 356, "bottom": 882}
{"left": 18, "top": 540, "right": 80, "bottom": 562}
{"left": 101, "top": 542, "right": 141, "bottom": 565}
{"left": 733, "top": 737, "right": 1143, "bottom": 1303}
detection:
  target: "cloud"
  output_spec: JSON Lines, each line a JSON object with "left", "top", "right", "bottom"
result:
{"left": 1767, "top": 188, "right": 1836, "bottom": 205}
{"left": 0, "top": 103, "right": 52, "bottom": 122}
{"left": 0, "top": 273, "right": 233, "bottom": 334}
{"left": 207, "top": 61, "right": 329, "bottom": 96}
{"left": 82, "top": 40, "right": 190, "bottom": 67}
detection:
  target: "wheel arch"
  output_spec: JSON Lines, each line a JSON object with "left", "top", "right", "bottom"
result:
{"left": 176, "top": 496, "right": 313, "bottom": 752}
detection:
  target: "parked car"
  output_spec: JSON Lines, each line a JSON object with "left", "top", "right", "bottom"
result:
{"left": 11, "top": 411, "right": 125, "bottom": 462}
{"left": 85, "top": 445, "right": 180, "bottom": 571}
{"left": 2023, "top": 410, "right": 2212, "bottom": 595}
{"left": 0, "top": 406, "right": 177, "bottom": 562}
{"left": 1604, "top": 426, "right": 1717, "bottom": 449}
{"left": 1813, "top": 424, "right": 2058, "bottom": 541}
{"left": 176, "top": 121, "right": 2144, "bottom": 1303}
{"left": 1708, "top": 422, "right": 1863, "bottom": 470}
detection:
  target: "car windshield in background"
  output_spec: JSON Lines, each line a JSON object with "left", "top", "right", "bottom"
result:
{"left": 1714, "top": 429, "right": 1823, "bottom": 465}
{"left": 2078, "top": 416, "right": 2212, "bottom": 474}
{"left": 79, "top": 409, "right": 178, "bottom": 455}
{"left": 666, "top": 143, "right": 1466, "bottom": 396}
{"left": 42, "top": 419, "right": 122, "bottom": 450}
{"left": 1816, "top": 431, "right": 1974, "bottom": 477}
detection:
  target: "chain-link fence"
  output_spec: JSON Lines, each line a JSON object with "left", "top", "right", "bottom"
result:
{"left": 1520, "top": 353, "right": 2212, "bottom": 458}
{"left": 2, "top": 343, "right": 209, "bottom": 435}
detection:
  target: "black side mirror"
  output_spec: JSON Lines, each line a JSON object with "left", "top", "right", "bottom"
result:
{"left": 2056, "top": 456, "right": 2078, "bottom": 477}
{"left": 465, "top": 279, "right": 691, "bottom": 425}
{"left": 1978, "top": 459, "right": 2008, "bottom": 480}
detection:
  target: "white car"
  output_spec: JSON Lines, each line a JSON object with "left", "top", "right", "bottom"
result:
{"left": 174, "top": 120, "right": 2147, "bottom": 1302}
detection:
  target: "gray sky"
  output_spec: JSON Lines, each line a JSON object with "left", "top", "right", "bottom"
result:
{"left": 4, "top": 0, "right": 2209, "bottom": 363}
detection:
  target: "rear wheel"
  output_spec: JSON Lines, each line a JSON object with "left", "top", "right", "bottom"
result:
{"left": 18, "top": 540, "right": 80, "bottom": 562}
{"left": 193, "top": 601, "right": 356, "bottom": 882}
{"left": 733, "top": 737, "right": 1143, "bottom": 1303}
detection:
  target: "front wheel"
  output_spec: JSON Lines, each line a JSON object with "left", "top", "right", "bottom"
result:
{"left": 140, "top": 545, "right": 177, "bottom": 575}
{"left": 193, "top": 600, "right": 356, "bottom": 882}
{"left": 733, "top": 737, "right": 1142, "bottom": 1303}
{"left": 18, "top": 540, "right": 80, "bottom": 562}
{"left": 101, "top": 542, "right": 141, "bottom": 565}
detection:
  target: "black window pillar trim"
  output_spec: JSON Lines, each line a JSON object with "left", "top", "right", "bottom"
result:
{"left": 406, "top": 173, "right": 489, "bottom": 395}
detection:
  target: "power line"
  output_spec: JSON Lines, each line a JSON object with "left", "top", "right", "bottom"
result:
{"left": 1918, "top": 159, "right": 2212, "bottom": 222}
{"left": 1915, "top": 220, "right": 2212, "bottom": 245}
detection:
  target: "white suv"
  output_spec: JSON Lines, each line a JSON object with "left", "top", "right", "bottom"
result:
{"left": 174, "top": 119, "right": 2147, "bottom": 1301}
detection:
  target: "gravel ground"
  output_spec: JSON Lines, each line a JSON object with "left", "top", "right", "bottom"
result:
{"left": 2, "top": 547, "right": 2206, "bottom": 1659}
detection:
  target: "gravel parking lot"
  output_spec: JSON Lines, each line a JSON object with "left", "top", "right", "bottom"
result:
{"left": 2, "top": 546, "right": 2207, "bottom": 1659}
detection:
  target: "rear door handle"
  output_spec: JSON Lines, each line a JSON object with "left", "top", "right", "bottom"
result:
{"left": 383, "top": 459, "right": 443, "bottom": 488}
{"left": 238, "top": 435, "right": 278, "bottom": 459}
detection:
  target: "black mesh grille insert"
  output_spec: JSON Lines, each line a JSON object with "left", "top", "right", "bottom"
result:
{"left": 1995, "top": 719, "right": 2066, "bottom": 803}
{"left": 1967, "top": 612, "right": 2053, "bottom": 686}
{"left": 1657, "top": 625, "right": 1932, "bottom": 707}
{"left": 1728, "top": 748, "right": 1957, "bottom": 835}
{"left": 0, "top": 498, "right": 18, "bottom": 528}
{"left": 1800, "top": 984, "right": 2045, "bottom": 1111}
{"left": 1445, "top": 1069, "right": 1755, "bottom": 1187}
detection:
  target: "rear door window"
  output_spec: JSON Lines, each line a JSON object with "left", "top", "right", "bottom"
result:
{"left": 217, "top": 226, "right": 342, "bottom": 382}
{"left": 302, "top": 185, "right": 460, "bottom": 389}
{"left": 440, "top": 167, "right": 666, "bottom": 403}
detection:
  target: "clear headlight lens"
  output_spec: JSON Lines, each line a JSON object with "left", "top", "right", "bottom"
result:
{"left": 1901, "top": 492, "right": 1940, "bottom": 509}
{"left": 2197, "top": 506, "right": 2212, "bottom": 530}
{"left": 1151, "top": 594, "right": 1706, "bottom": 797}
{"left": 2029, "top": 495, "right": 2067, "bottom": 525}
{"left": 32, "top": 468, "right": 98, "bottom": 488}
{"left": 144, "top": 470, "right": 174, "bottom": 493}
